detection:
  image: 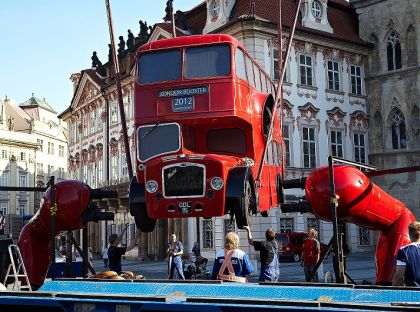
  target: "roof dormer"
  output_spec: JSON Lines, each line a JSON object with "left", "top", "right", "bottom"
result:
{"left": 203, "top": 0, "right": 236, "bottom": 34}
{"left": 301, "top": 0, "right": 333, "bottom": 34}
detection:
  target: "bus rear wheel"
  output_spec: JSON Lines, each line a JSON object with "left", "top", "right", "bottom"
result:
{"left": 234, "top": 181, "right": 253, "bottom": 229}
{"left": 131, "top": 202, "right": 156, "bottom": 232}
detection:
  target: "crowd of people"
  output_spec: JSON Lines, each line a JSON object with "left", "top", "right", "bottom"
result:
{"left": 97, "top": 221, "right": 419, "bottom": 287}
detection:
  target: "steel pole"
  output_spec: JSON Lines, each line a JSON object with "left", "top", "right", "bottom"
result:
{"left": 49, "top": 176, "right": 56, "bottom": 280}
{"left": 105, "top": 0, "right": 134, "bottom": 179}
{"left": 171, "top": 1, "right": 176, "bottom": 37}
{"left": 256, "top": 0, "right": 302, "bottom": 183}
{"left": 329, "top": 156, "right": 346, "bottom": 284}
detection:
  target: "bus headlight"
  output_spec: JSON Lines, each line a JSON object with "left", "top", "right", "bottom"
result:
{"left": 210, "top": 177, "right": 224, "bottom": 191}
{"left": 145, "top": 180, "right": 158, "bottom": 193}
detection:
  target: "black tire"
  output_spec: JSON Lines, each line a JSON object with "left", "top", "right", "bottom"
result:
{"left": 234, "top": 181, "right": 253, "bottom": 229}
{"left": 131, "top": 202, "right": 156, "bottom": 232}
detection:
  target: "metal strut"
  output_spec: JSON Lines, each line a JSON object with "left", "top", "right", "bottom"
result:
{"left": 105, "top": 0, "right": 134, "bottom": 179}
{"left": 256, "top": 0, "right": 302, "bottom": 183}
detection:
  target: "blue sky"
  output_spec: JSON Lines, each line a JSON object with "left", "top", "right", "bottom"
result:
{"left": 0, "top": 0, "right": 200, "bottom": 114}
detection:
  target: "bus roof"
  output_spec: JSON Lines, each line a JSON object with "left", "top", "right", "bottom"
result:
{"left": 137, "top": 34, "right": 242, "bottom": 53}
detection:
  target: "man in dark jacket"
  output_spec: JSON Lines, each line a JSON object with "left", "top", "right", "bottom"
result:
{"left": 244, "top": 226, "right": 279, "bottom": 282}
{"left": 108, "top": 224, "right": 139, "bottom": 273}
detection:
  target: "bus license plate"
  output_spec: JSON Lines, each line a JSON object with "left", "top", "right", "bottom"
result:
{"left": 179, "top": 201, "right": 192, "bottom": 214}
{"left": 172, "top": 96, "right": 194, "bottom": 112}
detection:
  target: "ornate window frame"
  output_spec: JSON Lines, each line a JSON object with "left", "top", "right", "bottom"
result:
{"left": 326, "top": 107, "right": 347, "bottom": 159}
{"left": 386, "top": 30, "right": 402, "bottom": 71}
{"left": 349, "top": 64, "right": 363, "bottom": 95}
{"left": 297, "top": 103, "right": 320, "bottom": 169}
{"left": 389, "top": 108, "right": 407, "bottom": 150}
{"left": 282, "top": 100, "right": 295, "bottom": 167}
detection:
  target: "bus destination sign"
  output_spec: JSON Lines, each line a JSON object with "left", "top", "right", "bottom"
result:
{"left": 158, "top": 86, "right": 208, "bottom": 98}
{"left": 158, "top": 86, "right": 208, "bottom": 113}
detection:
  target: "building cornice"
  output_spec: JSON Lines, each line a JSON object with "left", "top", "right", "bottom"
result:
{"left": 351, "top": 0, "right": 388, "bottom": 10}
{"left": 365, "top": 65, "right": 420, "bottom": 81}
{"left": 369, "top": 149, "right": 420, "bottom": 157}
{"left": 227, "top": 20, "right": 371, "bottom": 56}
{"left": 0, "top": 138, "right": 39, "bottom": 149}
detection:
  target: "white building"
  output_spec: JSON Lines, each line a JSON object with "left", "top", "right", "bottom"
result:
{"left": 0, "top": 95, "right": 68, "bottom": 225}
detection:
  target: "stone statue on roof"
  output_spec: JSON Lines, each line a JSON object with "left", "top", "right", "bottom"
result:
{"left": 117, "top": 36, "right": 126, "bottom": 58}
{"left": 91, "top": 51, "right": 105, "bottom": 77}
{"left": 137, "top": 20, "right": 149, "bottom": 45}
{"left": 127, "top": 29, "right": 135, "bottom": 52}
{"left": 175, "top": 10, "right": 187, "bottom": 30}
{"left": 91, "top": 51, "right": 102, "bottom": 68}
{"left": 108, "top": 44, "right": 113, "bottom": 63}
{"left": 164, "top": 0, "right": 173, "bottom": 22}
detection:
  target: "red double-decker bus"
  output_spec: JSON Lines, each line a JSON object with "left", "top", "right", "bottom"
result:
{"left": 129, "top": 34, "right": 283, "bottom": 232}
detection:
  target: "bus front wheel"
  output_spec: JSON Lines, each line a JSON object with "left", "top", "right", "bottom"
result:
{"left": 234, "top": 181, "right": 253, "bottom": 229}
{"left": 131, "top": 202, "right": 156, "bottom": 232}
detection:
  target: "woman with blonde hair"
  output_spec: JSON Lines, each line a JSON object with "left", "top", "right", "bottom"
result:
{"left": 211, "top": 232, "right": 253, "bottom": 282}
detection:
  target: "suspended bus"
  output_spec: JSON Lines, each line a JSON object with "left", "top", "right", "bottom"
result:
{"left": 129, "top": 34, "right": 284, "bottom": 232}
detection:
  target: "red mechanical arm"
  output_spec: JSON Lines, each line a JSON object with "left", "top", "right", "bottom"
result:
{"left": 17, "top": 180, "right": 92, "bottom": 288}
{"left": 305, "top": 165, "right": 416, "bottom": 285}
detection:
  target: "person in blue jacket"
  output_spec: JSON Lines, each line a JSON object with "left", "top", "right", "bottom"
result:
{"left": 393, "top": 221, "right": 420, "bottom": 287}
{"left": 212, "top": 231, "right": 253, "bottom": 282}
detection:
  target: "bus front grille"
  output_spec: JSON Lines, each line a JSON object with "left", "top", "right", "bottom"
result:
{"left": 163, "top": 164, "right": 204, "bottom": 197}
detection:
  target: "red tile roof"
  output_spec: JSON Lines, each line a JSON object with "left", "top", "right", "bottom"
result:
{"left": 182, "top": 0, "right": 364, "bottom": 45}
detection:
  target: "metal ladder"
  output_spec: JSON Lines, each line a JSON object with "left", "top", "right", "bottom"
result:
{"left": 3, "top": 244, "right": 31, "bottom": 291}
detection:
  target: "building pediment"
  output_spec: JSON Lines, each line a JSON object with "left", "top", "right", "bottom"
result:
{"left": 350, "top": 110, "right": 369, "bottom": 131}
{"left": 148, "top": 23, "right": 189, "bottom": 42}
{"left": 72, "top": 71, "right": 103, "bottom": 111}
{"left": 149, "top": 25, "right": 174, "bottom": 42}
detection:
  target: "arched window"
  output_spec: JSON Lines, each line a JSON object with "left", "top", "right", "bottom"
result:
{"left": 406, "top": 26, "right": 417, "bottom": 67}
{"left": 387, "top": 31, "right": 401, "bottom": 71}
{"left": 390, "top": 109, "right": 406, "bottom": 149}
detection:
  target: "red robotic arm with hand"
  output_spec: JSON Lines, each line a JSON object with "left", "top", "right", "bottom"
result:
{"left": 305, "top": 165, "right": 415, "bottom": 285}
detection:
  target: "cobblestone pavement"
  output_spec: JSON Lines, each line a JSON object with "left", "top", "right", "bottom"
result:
{"left": 92, "top": 251, "right": 377, "bottom": 284}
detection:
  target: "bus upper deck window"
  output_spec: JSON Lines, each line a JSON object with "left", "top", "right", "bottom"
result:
{"left": 185, "top": 45, "right": 231, "bottom": 79}
{"left": 139, "top": 50, "right": 181, "bottom": 84}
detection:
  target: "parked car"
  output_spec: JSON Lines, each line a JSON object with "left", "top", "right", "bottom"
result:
{"left": 275, "top": 232, "right": 328, "bottom": 262}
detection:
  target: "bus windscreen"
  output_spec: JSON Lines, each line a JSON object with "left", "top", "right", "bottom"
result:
{"left": 139, "top": 50, "right": 181, "bottom": 84}
{"left": 185, "top": 45, "right": 231, "bottom": 79}
{"left": 137, "top": 123, "right": 180, "bottom": 161}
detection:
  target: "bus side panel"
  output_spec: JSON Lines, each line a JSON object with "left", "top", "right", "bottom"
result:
{"left": 210, "top": 81, "right": 236, "bottom": 112}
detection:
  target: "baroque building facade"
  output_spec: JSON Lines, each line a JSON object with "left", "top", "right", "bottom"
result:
{"left": 60, "top": 0, "right": 377, "bottom": 261}
{"left": 0, "top": 95, "right": 68, "bottom": 237}
{"left": 351, "top": 0, "right": 420, "bottom": 217}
